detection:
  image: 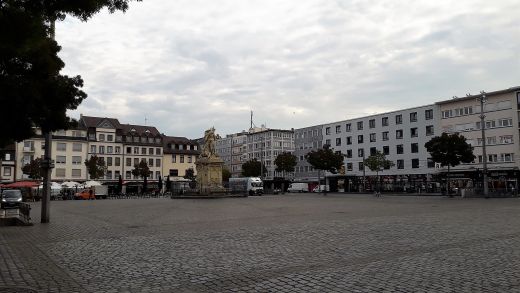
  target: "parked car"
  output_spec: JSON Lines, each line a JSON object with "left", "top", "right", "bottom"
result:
{"left": 287, "top": 183, "right": 309, "bottom": 193}
{"left": 1, "top": 189, "right": 23, "bottom": 209}
{"left": 75, "top": 189, "right": 96, "bottom": 200}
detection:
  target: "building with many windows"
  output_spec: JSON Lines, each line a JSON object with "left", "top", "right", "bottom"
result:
{"left": 0, "top": 144, "right": 16, "bottom": 183}
{"left": 436, "top": 87, "right": 520, "bottom": 189}
{"left": 162, "top": 136, "right": 199, "bottom": 180}
{"left": 215, "top": 131, "right": 248, "bottom": 177}
{"left": 293, "top": 125, "right": 323, "bottom": 182}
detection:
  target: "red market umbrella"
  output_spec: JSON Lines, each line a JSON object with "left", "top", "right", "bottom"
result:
{"left": 3, "top": 181, "right": 40, "bottom": 188}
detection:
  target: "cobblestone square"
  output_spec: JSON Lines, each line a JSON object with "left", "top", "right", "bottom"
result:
{"left": 1, "top": 194, "right": 520, "bottom": 292}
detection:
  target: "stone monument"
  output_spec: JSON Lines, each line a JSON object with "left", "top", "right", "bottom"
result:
{"left": 196, "top": 127, "right": 225, "bottom": 194}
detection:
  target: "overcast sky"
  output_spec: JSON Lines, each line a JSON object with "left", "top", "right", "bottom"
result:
{"left": 57, "top": 0, "right": 520, "bottom": 138}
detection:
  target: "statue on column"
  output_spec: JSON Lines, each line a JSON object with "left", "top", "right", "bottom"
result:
{"left": 201, "top": 127, "right": 217, "bottom": 158}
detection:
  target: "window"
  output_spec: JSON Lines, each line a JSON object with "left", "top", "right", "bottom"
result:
{"left": 397, "top": 160, "right": 404, "bottom": 169}
{"left": 358, "top": 162, "right": 364, "bottom": 171}
{"left": 180, "top": 155, "right": 184, "bottom": 163}
{"left": 410, "top": 112, "right": 417, "bottom": 122}
{"left": 107, "top": 157, "right": 112, "bottom": 166}
{"left": 464, "top": 107, "right": 473, "bottom": 115}
{"left": 335, "top": 125, "right": 341, "bottom": 133}
{"left": 126, "top": 171, "right": 131, "bottom": 179}
{"left": 172, "top": 155, "right": 176, "bottom": 163}
{"left": 499, "top": 118, "right": 512, "bottom": 127}
{"left": 134, "top": 147, "right": 139, "bottom": 154}
{"left": 487, "top": 136, "right": 496, "bottom": 145}
{"left": 382, "top": 117, "right": 389, "bottom": 126}
{"left": 358, "top": 148, "right": 364, "bottom": 157}
{"left": 485, "top": 120, "right": 496, "bottom": 129}
{"left": 425, "top": 109, "right": 433, "bottom": 120}
{"left": 383, "top": 146, "right": 389, "bottom": 155}
{"left": 73, "top": 143, "right": 82, "bottom": 152}
{"left": 149, "top": 158, "right": 154, "bottom": 167}
{"left": 410, "top": 128, "right": 418, "bottom": 138}
{"left": 99, "top": 134, "right": 105, "bottom": 141}
{"left": 156, "top": 148, "right": 161, "bottom": 155}
{"left": 115, "top": 157, "right": 120, "bottom": 166}
{"left": 107, "top": 146, "right": 113, "bottom": 154}
{"left": 369, "top": 133, "right": 376, "bottom": 142}
{"left": 346, "top": 163, "right": 353, "bottom": 171}
{"left": 357, "top": 121, "right": 363, "bottom": 130}
{"left": 426, "top": 125, "right": 434, "bottom": 136}
{"left": 56, "top": 168, "right": 66, "bottom": 177}
{"left": 149, "top": 148, "right": 154, "bottom": 154}
{"left": 346, "top": 136, "right": 352, "bottom": 145}
{"left": 126, "top": 147, "right": 131, "bottom": 154}
{"left": 427, "top": 158, "right": 435, "bottom": 168}
{"left": 336, "top": 137, "right": 342, "bottom": 146}
{"left": 99, "top": 146, "right": 105, "bottom": 154}
{"left": 411, "top": 143, "right": 419, "bottom": 153}
{"left": 134, "top": 158, "right": 139, "bottom": 166}
{"left": 325, "top": 127, "right": 331, "bottom": 135}
{"left": 126, "top": 158, "right": 131, "bottom": 166}
{"left": 142, "top": 147, "right": 148, "bottom": 155}
{"left": 412, "top": 159, "right": 419, "bottom": 168}
{"left": 169, "top": 169, "right": 179, "bottom": 176}
{"left": 442, "top": 110, "right": 452, "bottom": 118}
{"left": 4, "top": 153, "right": 10, "bottom": 161}
{"left": 345, "top": 123, "right": 351, "bottom": 132}
{"left": 107, "top": 135, "right": 113, "bottom": 142}
{"left": 382, "top": 131, "right": 389, "bottom": 141}
{"left": 500, "top": 135, "right": 513, "bottom": 144}
{"left": 395, "top": 114, "right": 402, "bottom": 124}
{"left": 396, "top": 144, "right": 403, "bottom": 154}
{"left": 3, "top": 167, "right": 11, "bottom": 176}
{"left": 357, "top": 135, "right": 363, "bottom": 144}
{"left": 72, "top": 156, "right": 82, "bottom": 165}
{"left": 488, "top": 154, "right": 498, "bottom": 162}
{"left": 369, "top": 119, "right": 375, "bottom": 128}
{"left": 56, "top": 155, "right": 66, "bottom": 164}
{"left": 106, "top": 171, "right": 112, "bottom": 179}
{"left": 501, "top": 153, "right": 514, "bottom": 162}
{"left": 370, "top": 147, "right": 377, "bottom": 156}
{"left": 115, "top": 146, "right": 121, "bottom": 154}
{"left": 57, "top": 143, "right": 66, "bottom": 151}
{"left": 188, "top": 156, "right": 192, "bottom": 163}
{"left": 396, "top": 130, "right": 403, "bottom": 139}
{"left": 346, "top": 149, "right": 352, "bottom": 158}
{"left": 325, "top": 139, "right": 331, "bottom": 146}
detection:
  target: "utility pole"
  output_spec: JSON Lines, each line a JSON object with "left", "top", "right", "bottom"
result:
{"left": 476, "top": 91, "right": 489, "bottom": 198}
{"left": 362, "top": 152, "right": 366, "bottom": 192}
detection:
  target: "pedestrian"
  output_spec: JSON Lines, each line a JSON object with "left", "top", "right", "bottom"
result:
{"left": 89, "top": 188, "right": 93, "bottom": 200}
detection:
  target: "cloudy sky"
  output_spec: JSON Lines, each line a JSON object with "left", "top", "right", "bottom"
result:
{"left": 56, "top": 0, "right": 520, "bottom": 138}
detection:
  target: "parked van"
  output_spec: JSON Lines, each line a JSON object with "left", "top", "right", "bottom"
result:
{"left": 287, "top": 183, "right": 308, "bottom": 193}
{"left": 312, "top": 185, "right": 330, "bottom": 193}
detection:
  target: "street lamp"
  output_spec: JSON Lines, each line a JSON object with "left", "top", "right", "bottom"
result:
{"left": 475, "top": 91, "right": 489, "bottom": 198}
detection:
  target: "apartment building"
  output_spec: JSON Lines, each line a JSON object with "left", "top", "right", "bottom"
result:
{"left": 215, "top": 135, "right": 232, "bottom": 170}
{"left": 246, "top": 128, "right": 295, "bottom": 180}
{"left": 436, "top": 87, "right": 520, "bottom": 187}
{"left": 293, "top": 125, "right": 323, "bottom": 182}
{"left": 0, "top": 144, "right": 16, "bottom": 183}
{"left": 322, "top": 104, "right": 440, "bottom": 191}
{"left": 15, "top": 128, "right": 89, "bottom": 181}
{"left": 215, "top": 131, "right": 248, "bottom": 177}
{"left": 162, "top": 136, "right": 199, "bottom": 179}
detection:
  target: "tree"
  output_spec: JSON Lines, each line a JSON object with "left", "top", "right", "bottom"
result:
{"left": 425, "top": 133, "right": 475, "bottom": 196}
{"left": 241, "top": 159, "right": 265, "bottom": 177}
{"left": 222, "top": 168, "right": 232, "bottom": 182}
{"left": 305, "top": 144, "right": 344, "bottom": 194}
{"left": 184, "top": 168, "right": 196, "bottom": 181}
{"left": 0, "top": 0, "right": 139, "bottom": 147}
{"left": 132, "top": 161, "right": 150, "bottom": 194}
{"left": 84, "top": 155, "right": 107, "bottom": 180}
{"left": 274, "top": 152, "right": 297, "bottom": 193}
{"left": 22, "top": 157, "right": 44, "bottom": 179}
{"left": 364, "top": 151, "right": 395, "bottom": 194}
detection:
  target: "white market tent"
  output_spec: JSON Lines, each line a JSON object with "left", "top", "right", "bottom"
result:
{"left": 83, "top": 180, "right": 102, "bottom": 188}
{"left": 61, "top": 181, "right": 81, "bottom": 188}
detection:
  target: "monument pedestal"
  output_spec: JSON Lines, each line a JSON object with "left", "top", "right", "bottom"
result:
{"left": 196, "top": 156, "right": 225, "bottom": 195}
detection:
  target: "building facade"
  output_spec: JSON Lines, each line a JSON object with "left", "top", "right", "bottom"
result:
{"left": 0, "top": 144, "right": 16, "bottom": 183}
{"left": 215, "top": 131, "right": 248, "bottom": 177}
{"left": 293, "top": 125, "right": 323, "bottom": 182}
{"left": 436, "top": 87, "right": 520, "bottom": 189}
{"left": 162, "top": 136, "right": 199, "bottom": 180}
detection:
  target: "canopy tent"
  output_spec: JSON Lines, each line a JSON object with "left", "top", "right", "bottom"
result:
{"left": 38, "top": 182, "right": 63, "bottom": 191}
{"left": 61, "top": 181, "right": 81, "bottom": 188}
{"left": 2, "top": 181, "right": 40, "bottom": 188}
{"left": 83, "top": 180, "right": 102, "bottom": 188}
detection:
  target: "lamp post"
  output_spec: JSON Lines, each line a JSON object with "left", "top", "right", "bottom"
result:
{"left": 476, "top": 91, "right": 489, "bottom": 198}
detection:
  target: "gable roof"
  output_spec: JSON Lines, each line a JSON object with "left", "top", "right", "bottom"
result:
{"left": 121, "top": 124, "right": 161, "bottom": 137}
{"left": 80, "top": 116, "right": 122, "bottom": 129}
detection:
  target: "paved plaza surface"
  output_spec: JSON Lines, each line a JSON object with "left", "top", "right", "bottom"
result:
{"left": 1, "top": 194, "right": 520, "bottom": 292}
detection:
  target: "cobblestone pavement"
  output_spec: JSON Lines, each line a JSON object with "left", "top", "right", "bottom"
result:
{"left": 1, "top": 194, "right": 520, "bottom": 292}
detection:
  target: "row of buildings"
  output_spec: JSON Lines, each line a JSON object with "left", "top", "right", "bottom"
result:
{"left": 214, "top": 86, "right": 520, "bottom": 191}
{"left": 0, "top": 115, "right": 199, "bottom": 189}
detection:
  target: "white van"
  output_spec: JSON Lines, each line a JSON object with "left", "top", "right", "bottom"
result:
{"left": 312, "top": 185, "right": 330, "bottom": 193}
{"left": 287, "top": 183, "right": 308, "bottom": 193}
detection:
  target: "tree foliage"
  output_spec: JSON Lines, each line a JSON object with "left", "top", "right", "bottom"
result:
{"left": 0, "top": 0, "right": 139, "bottom": 147}
{"left": 425, "top": 133, "right": 475, "bottom": 167}
{"left": 222, "top": 168, "right": 231, "bottom": 182}
{"left": 131, "top": 160, "right": 150, "bottom": 179}
{"left": 305, "top": 144, "right": 344, "bottom": 174}
{"left": 241, "top": 159, "right": 265, "bottom": 177}
{"left": 84, "top": 155, "right": 107, "bottom": 180}
{"left": 274, "top": 152, "right": 297, "bottom": 173}
{"left": 22, "top": 157, "right": 44, "bottom": 179}
{"left": 364, "top": 151, "right": 395, "bottom": 172}
{"left": 184, "top": 168, "right": 196, "bottom": 181}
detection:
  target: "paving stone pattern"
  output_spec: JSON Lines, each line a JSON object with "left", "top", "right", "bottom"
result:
{"left": 1, "top": 194, "right": 520, "bottom": 292}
